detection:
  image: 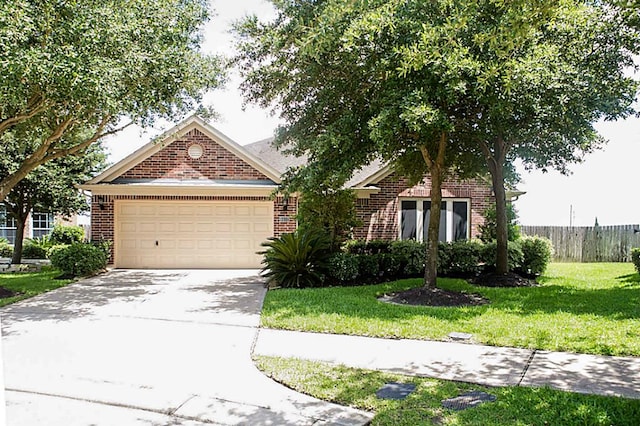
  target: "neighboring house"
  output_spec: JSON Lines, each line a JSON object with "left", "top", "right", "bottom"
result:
{"left": 81, "top": 115, "right": 502, "bottom": 269}
{"left": 0, "top": 206, "right": 56, "bottom": 244}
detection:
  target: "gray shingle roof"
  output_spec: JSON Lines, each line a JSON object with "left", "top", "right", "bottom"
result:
{"left": 243, "top": 138, "right": 386, "bottom": 188}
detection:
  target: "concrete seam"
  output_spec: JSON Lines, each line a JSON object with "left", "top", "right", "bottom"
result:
{"left": 518, "top": 349, "right": 537, "bottom": 386}
{"left": 167, "top": 394, "right": 196, "bottom": 416}
{"left": 5, "top": 388, "right": 219, "bottom": 424}
{"left": 250, "top": 286, "right": 268, "bottom": 357}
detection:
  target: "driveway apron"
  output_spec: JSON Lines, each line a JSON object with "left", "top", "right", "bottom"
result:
{"left": 1, "top": 270, "right": 371, "bottom": 425}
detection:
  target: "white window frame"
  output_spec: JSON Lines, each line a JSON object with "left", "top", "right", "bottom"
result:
{"left": 0, "top": 205, "right": 17, "bottom": 244}
{"left": 31, "top": 212, "right": 54, "bottom": 239}
{"left": 398, "top": 198, "right": 471, "bottom": 242}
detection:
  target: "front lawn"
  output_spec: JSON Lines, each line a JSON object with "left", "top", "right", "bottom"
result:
{"left": 256, "top": 356, "right": 640, "bottom": 426}
{"left": 0, "top": 267, "right": 74, "bottom": 307}
{"left": 261, "top": 263, "right": 640, "bottom": 356}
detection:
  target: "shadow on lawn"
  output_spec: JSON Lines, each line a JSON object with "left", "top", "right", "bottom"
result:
{"left": 617, "top": 273, "right": 640, "bottom": 285}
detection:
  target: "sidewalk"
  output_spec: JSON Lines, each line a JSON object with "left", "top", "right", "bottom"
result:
{"left": 254, "top": 328, "right": 640, "bottom": 399}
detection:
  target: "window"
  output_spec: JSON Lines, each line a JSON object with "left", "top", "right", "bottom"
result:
{"left": 400, "top": 199, "right": 469, "bottom": 242}
{"left": 31, "top": 212, "right": 54, "bottom": 238}
{"left": 0, "top": 206, "right": 17, "bottom": 244}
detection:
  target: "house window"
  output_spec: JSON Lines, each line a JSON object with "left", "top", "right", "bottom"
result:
{"left": 0, "top": 206, "right": 17, "bottom": 244}
{"left": 31, "top": 212, "right": 54, "bottom": 238}
{"left": 400, "top": 199, "right": 469, "bottom": 242}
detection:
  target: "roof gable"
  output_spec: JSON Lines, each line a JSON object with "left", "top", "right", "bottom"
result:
{"left": 88, "top": 116, "right": 282, "bottom": 184}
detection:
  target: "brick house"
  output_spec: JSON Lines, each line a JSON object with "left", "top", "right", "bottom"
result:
{"left": 82, "top": 115, "right": 498, "bottom": 268}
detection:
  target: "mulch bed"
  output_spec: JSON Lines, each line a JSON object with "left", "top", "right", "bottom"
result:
{"left": 382, "top": 286, "right": 488, "bottom": 307}
{"left": 0, "top": 286, "right": 20, "bottom": 299}
{"left": 470, "top": 272, "right": 538, "bottom": 288}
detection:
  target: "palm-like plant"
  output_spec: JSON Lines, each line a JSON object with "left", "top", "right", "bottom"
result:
{"left": 260, "top": 229, "right": 332, "bottom": 288}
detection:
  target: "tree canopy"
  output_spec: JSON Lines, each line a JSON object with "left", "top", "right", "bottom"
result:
{"left": 0, "top": 0, "right": 224, "bottom": 200}
{"left": 236, "top": 0, "right": 638, "bottom": 286}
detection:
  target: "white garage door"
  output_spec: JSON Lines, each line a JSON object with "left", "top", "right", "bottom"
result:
{"left": 114, "top": 200, "right": 274, "bottom": 268}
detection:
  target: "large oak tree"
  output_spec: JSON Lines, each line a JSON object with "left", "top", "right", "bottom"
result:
{"left": 0, "top": 0, "right": 225, "bottom": 200}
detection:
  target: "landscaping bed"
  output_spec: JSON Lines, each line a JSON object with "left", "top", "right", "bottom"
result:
{"left": 260, "top": 263, "right": 640, "bottom": 356}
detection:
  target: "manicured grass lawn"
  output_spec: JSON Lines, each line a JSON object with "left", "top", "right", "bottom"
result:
{"left": 261, "top": 263, "right": 640, "bottom": 356}
{"left": 0, "top": 267, "right": 74, "bottom": 307}
{"left": 256, "top": 356, "right": 640, "bottom": 426}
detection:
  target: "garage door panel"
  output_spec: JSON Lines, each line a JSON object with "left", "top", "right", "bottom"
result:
{"left": 115, "top": 200, "right": 273, "bottom": 268}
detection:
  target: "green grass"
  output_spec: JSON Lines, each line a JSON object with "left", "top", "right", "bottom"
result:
{"left": 0, "top": 267, "right": 74, "bottom": 307}
{"left": 261, "top": 263, "right": 640, "bottom": 356}
{"left": 256, "top": 356, "right": 640, "bottom": 426}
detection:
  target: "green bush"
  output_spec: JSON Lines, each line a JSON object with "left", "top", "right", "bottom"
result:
{"left": 21, "top": 242, "right": 48, "bottom": 259}
{"left": 481, "top": 240, "right": 524, "bottom": 272}
{"left": 518, "top": 236, "right": 554, "bottom": 276}
{"left": 260, "top": 229, "right": 332, "bottom": 288}
{"left": 343, "top": 239, "right": 366, "bottom": 254}
{"left": 390, "top": 240, "right": 425, "bottom": 276}
{"left": 439, "top": 240, "right": 483, "bottom": 277}
{"left": 632, "top": 248, "right": 640, "bottom": 274}
{"left": 50, "top": 225, "right": 85, "bottom": 245}
{"left": 357, "top": 253, "right": 380, "bottom": 280}
{"left": 378, "top": 253, "right": 402, "bottom": 278}
{"left": 327, "top": 252, "right": 359, "bottom": 284}
{"left": 366, "top": 239, "right": 392, "bottom": 254}
{"left": 479, "top": 203, "right": 521, "bottom": 242}
{"left": 47, "top": 244, "right": 69, "bottom": 259}
{"left": 0, "top": 238, "right": 13, "bottom": 258}
{"left": 49, "top": 242, "right": 107, "bottom": 277}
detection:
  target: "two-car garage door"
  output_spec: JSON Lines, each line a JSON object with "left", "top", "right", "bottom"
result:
{"left": 114, "top": 200, "right": 273, "bottom": 269}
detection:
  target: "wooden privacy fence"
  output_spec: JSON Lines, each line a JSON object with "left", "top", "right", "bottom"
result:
{"left": 521, "top": 224, "right": 640, "bottom": 262}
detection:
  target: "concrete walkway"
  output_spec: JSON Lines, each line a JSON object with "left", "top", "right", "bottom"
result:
{"left": 1, "top": 270, "right": 372, "bottom": 425}
{"left": 254, "top": 329, "right": 640, "bottom": 399}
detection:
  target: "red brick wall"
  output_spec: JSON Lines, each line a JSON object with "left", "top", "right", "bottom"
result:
{"left": 121, "top": 129, "right": 271, "bottom": 181}
{"left": 353, "top": 173, "right": 493, "bottom": 241}
{"left": 91, "top": 194, "right": 297, "bottom": 263}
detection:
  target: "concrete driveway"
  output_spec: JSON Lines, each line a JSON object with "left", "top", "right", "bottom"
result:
{"left": 1, "top": 270, "right": 371, "bottom": 425}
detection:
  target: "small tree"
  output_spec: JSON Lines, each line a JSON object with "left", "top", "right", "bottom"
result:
{"left": 479, "top": 203, "right": 521, "bottom": 243}
{"left": 1, "top": 130, "right": 106, "bottom": 263}
{"left": 297, "top": 187, "right": 361, "bottom": 253}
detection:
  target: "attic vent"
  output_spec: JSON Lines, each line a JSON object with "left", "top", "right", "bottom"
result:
{"left": 188, "top": 143, "right": 204, "bottom": 159}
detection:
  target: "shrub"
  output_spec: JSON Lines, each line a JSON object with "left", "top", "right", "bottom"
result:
{"left": 481, "top": 240, "right": 524, "bottom": 272}
{"left": 390, "top": 240, "right": 425, "bottom": 276}
{"left": 0, "top": 238, "right": 13, "bottom": 258}
{"left": 344, "top": 239, "right": 366, "bottom": 254}
{"left": 439, "top": 240, "right": 483, "bottom": 277}
{"left": 366, "top": 239, "right": 392, "bottom": 254}
{"left": 21, "top": 242, "right": 48, "bottom": 259}
{"left": 49, "top": 242, "right": 107, "bottom": 277}
{"left": 378, "top": 253, "right": 402, "bottom": 278}
{"left": 357, "top": 253, "right": 380, "bottom": 280}
{"left": 327, "top": 252, "right": 360, "bottom": 284}
{"left": 479, "top": 203, "right": 521, "bottom": 242}
{"left": 47, "top": 244, "right": 69, "bottom": 259}
{"left": 518, "top": 236, "right": 554, "bottom": 276}
{"left": 260, "top": 229, "right": 332, "bottom": 288}
{"left": 632, "top": 248, "right": 640, "bottom": 274}
{"left": 50, "top": 225, "right": 85, "bottom": 245}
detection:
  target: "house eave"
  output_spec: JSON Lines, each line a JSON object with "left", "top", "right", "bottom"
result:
{"left": 353, "top": 186, "right": 381, "bottom": 199}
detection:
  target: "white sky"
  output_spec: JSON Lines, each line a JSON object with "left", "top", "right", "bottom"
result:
{"left": 105, "top": 0, "right": 640, "bottom": 227}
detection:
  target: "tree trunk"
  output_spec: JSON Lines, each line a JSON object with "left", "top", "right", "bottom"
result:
{"left": 11, "top": 215, "right": 27, "bottom": 265}
{"left": 424, "top": 168, "right": 444, "bottom": 287}
{"left": 420, "top": 133, "right": 448, "bottom": 289}
{"left": 485, "top": 137, "right": 509, "bottom": 274}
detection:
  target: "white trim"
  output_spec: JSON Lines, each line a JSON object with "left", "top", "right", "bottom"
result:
{"left": 88, "top": 115, "right": 282, "bottom": 184}
{"left": 398, "top": 198, "right": 471, "bottom": 242}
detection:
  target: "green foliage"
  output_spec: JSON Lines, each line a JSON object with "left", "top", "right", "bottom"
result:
{"left": 297, "top": 188, "right": 361, "bottom": 252}
{"left": 49, "top": 243, "right": 107, "bottom": 277}
{"left": 479, "top": 203, "right": 521, "bottom": 243}
{"left": 0, "top": 238, "right": 13, "bottom": 257}
{"left": 344, "top": 239, "right": 391, "bottom": 255}
{"left": 260, "top": 230, "right": 332, "bottom": 288}
{"left": 357, "top": 254, "right": 381, "bottom": 280}
{"left": 327, "top": 252, "right": 360, "bottom": 284}
{"left": 50, "top": 225, "right": 85, "bottom": 245}
{"left": 0, "top": 269, "right": 74, "bottom": 307}
{"left": 21, "top": 242, "right": 47, "bottom": 259}
{"left": 481, "top": 241, "right": 524, "bottom": 272}
{"left": 390, "top": 240, "right": 425, "bottom": 277}
{"left": 519, "top": 236, "right": 554, "bottom": 276}
{"left": 438, "top": 240, "right": 483, "bottom": 277}
{"left": 0, "top": 0, "right": 224, "bottom": 199}
{"left": 632, "top": 248, "right": 640, "bottom": 274}
{"left": 47, "top": 244, "right": 69, "bottom": 260}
